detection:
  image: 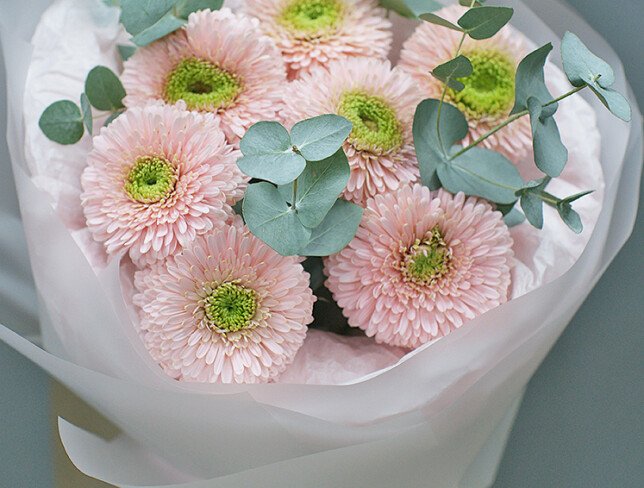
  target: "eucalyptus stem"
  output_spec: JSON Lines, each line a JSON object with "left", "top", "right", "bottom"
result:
{"left": 436, "top": 0, "right": 476, "bottom": 157}
{"left": 448, "top": 84, "right": 587, "bottom": 161}
{"left": 291, "top": 178, "right": 298, "bottom": 211}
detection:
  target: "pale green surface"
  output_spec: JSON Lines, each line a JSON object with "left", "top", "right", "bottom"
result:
{"left": 0, "top": 1, "right": 642, "bottom": 487}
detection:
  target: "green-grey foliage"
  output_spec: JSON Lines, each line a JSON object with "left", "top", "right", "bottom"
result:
{"left": 299, "top": 200, "right": 363, "bottom": 256}
{"left": 431, "top": 55, "right": 473, "bottom": 92}
{"left": 290, "top": 114, "right": 352, "bottom": 161}
{"left": 561, "top": 31, "right": 631, "bottom": 121}
{"left": 379, "top": 0, "right": 442, "bottom": 18}
{"left": 80, "top": 93, "right": 93, "bottom": 136}
{"left": 413, "top": 99, "right": 468, "bottom": 189}
{"left": 457, "top": 6, "right": 513, "bottom": 40}
{"left": 283, "top": 150, "right": 350, "bottom": 228}
{"left": 84, "top": 66, "right": 126, "bottom": 111}
{"left": 119, "top": 0, "right": 223, "bottom": 46}
{"left": 38, "top": 100, "right": 84, "bottom": 145}
{"left": 242, "top": 182, "right": 312, "bottom": 256}
{"left": 237, "top": 121, "right": 306, "bottom": 185}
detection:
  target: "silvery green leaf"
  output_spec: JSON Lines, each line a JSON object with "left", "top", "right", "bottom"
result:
{"left": 80, "top": 93, "right": 93, "bottom": 136}
{"left": 502, "top": 207, "right": 525, "bottom": 227}
{"left": 561, "top": 31, "right": 631, "bottom": 121}
{"left": 290, "top": 114, "right": 352, "bottom": 161}
{"left": 527, "top": 97, "right": 567, "bottom": 177}
{"left": 174, "top": 0, "right": 223, "bottom": 18}
{"left": 413, "top": 99, "right": 468, "bottom": 189}
{"left": 520, "top": 191, "right": 544, "bottom": 229}
{"left": 117, "top": 44, "right": 136, "bottom": 61}
{"left": 379, "top": 0, "right": 442, "bottom": 18}
{"left": 38, "top": 100, "right": 84, "bottom": 145}
{"left": 511, "top": 43, "right": 554, "bottom": 114}
{"left": 459, "top": 0, "right": 485, "bottom": 5}
{"left": 238, "top": 121, "right": 306, "bottom": 185}
{"left": 84, "top": 66, "right": 126, "bottom": 111}
{"left": 119, "top": 0, "right": 176, "bottom": 34}
{"left": 457, "top": 6, "right": 513, "bottom": 40}
{"left": 300, "top": 200, "right": 363, "bottom": 256}
{"left": 419, "top": 13, "right": 463, "bottom": 32}
{"left": 561, "top": 31, "right": 614, "bottom": 88}
{"left": 291, "top": 149, "right": 351, "bottom": 229}
{"left": 243, "top": 182, "right": 311, "bottom": 256}
{"left": 588, "top": 84, "right": 631, "bottom": 122}
{"left": 557, "top": 201, "right": 583, "bottom": 234}
{"left": 437, "top": 146, "right": 523, "bottom": 204}
{"left": 562, "top": 190, "right": 593, "bottom": 204}
{"left": 431, "top": 55, "right": 473, "bottom": 92}
{"left": 130, "top": 13, "right": 184, "bottom": 46}
{"left": 104, "top": 109, "right": 124, "bottom": 127}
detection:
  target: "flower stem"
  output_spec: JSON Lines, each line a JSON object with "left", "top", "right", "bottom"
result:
{"left": 448, "top": 85, "right": 587, "bottom": 161}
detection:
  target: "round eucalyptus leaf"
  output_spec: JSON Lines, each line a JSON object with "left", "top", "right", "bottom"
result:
{"left": 84, "top": 66, "right": 126, "bottom": 111}
{"left": 291, "top": 114, "right": 352, "bottom": 162}
{"left": 291, "top": 149, "right": 350, "bottom": 229}
{"left": 300, "top": 199, "right": 363, "bottom": 257}
{"left": 238, "top": 121, "right": 306, "bottom": 185}
{"left": 38, "top": 100, "right": 84, "bottom": 145}
{"left": 243, "top": 182, "right": 311, "bottom": 256}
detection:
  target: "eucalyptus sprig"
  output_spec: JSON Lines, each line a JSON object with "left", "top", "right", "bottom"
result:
{"left": 412, "top": 1, "right": 631, "bottom": 234}
{"left": 39, "top": 66, "right": 126, "bottom": 144}
{"left": 237, "top": 115, "right": 363, "bottom": 257}
{"left": 116, "top": 0, "right": 224, "bottom": 46}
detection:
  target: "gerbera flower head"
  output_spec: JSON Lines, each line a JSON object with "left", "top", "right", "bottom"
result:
{"left": 398, "top": 5, "right": 532, "bottom": 162}
{"left": 325, "top": 184, "right": 513, "bottom": 348}
{"left": 282, "top": 58, "right": 423, "bottom": 205}
{"left": 81, "top": 103, "right": 245, "bottom": 266}
{"left": 241, "top": 0, "right": 393, "bottom": 80}
{"left": 121, "top": 8, "right": 287, "bottom": 143}
{"left": 133, "top": 219, "right": 315, "bottom": 383}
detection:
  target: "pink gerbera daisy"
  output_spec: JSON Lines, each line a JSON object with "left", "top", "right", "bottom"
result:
{"left": 398, "top": 5, "right": 532, "bottom": 162}
{"left": 81, "top": 103, "right": 245, "bottom": 266}
{"left": 282, "top": 58, "right": 423, "bottom": 205}
{"left": 241, "top": 0, "right": 392, "bottom": 80}
{"left": 325, "top": 184, "right": 514, "bottom": 348}
{"left": 121, "top": 8, "right": 286, "bottom": 143}
{"left": 133, "top": 219, "right": 315, "bottom": 383}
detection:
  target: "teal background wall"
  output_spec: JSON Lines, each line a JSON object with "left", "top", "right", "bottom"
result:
{"left": 0, "top": 1, "right": 642, "bottom": 486}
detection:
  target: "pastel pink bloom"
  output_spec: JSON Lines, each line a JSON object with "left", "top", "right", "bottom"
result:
{"left": 121, "top": 8, "right": 287, "bottom": 144}
{"left": 325, "top": 184, "right": 514, "bottom": 348}
{"left": 241, "top": 0, "right": 392, "bottom": 80}
{"left": 133, "top": 219, "right": 315, "bottom": 383}
{"left": 81, "top": 103, "right": 245, "bottom": 266}
{"left": 282, "top": 58, "right": 423, "bottom": 205}
{"left": 398, "top": 5, "right": 532, "bottom": 162}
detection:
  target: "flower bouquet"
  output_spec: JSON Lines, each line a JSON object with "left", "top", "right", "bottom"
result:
{"left": 0, "top": 0, "right": 641, "bottom": 486}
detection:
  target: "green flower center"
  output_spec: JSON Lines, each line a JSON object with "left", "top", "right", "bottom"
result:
{"left": 447, "top": 49, "right": 516, "bottom": 119}
{"left": 124, "top": 156, "right": 176, "bottom": 203}
{"left": 204, "top": 283, "right": 258, "bottom": 332}
{"left": 164, "top": 58, "right": 242, "bottom": 111}
{"left": 279, "top": 0, "right": 343, "bottom": 36}
{"left": 337, "top": 91, "right": 403, "bottom": 153}
{"left": 403, "top": 227, "right": 451, "bottom": 284}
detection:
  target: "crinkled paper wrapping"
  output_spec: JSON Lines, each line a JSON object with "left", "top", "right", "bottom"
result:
{"left": 0, "top": 0, "right": 641, "bottom": 486}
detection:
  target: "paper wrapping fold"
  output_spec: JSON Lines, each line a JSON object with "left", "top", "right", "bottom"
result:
{"left": 0, "top": 0, "right": 641, "bottom": 486}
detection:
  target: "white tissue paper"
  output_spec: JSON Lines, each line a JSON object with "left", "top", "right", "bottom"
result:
{"left": 0, "top": 0, "right": 641, "bottom": 486}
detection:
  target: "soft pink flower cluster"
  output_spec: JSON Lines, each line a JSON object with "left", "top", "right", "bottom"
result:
{"left": 78, "top": 4, "right": 522, "bottom": 383}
